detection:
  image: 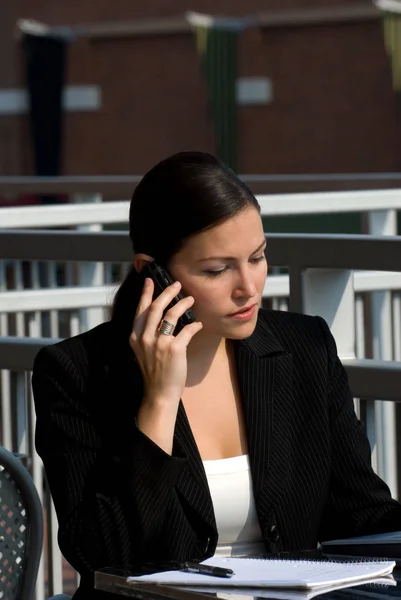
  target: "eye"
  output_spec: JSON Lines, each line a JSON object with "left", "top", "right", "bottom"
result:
{"left": 203, "top": 267, "right": 228, "bottom": 277}
{"left": 250, "top": 255, "right": 266, "bottom": 264}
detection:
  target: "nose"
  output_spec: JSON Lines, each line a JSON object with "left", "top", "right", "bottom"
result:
{"left": 233, "top": 266, "right": 257, "bottom": 299}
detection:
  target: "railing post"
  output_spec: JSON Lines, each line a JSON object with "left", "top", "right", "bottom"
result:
{"left": 300, "top": 268, "right": 362, "bottom": 452}
{"left": 368, "top": 209, "right": 398, "bottom": 498}
{"left": 301, "top": 268, "right": 355, "bottom": 360}
{"left": 73, "top": 193, "right": 105, "bottom": 332}
{"left": 0, "top": 260, "right": 12, "bottom": 449}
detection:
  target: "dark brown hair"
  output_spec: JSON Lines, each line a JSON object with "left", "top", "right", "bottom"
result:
{"left": 111, "top": 151, "right": 260, "bottom": 335}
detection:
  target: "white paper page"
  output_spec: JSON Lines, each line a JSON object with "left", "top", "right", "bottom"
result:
{"left": 189, "top": 575, "right": 396, "bottom": 600}
{"left": 126, "top": 557, "right": 395, "bottom": 590}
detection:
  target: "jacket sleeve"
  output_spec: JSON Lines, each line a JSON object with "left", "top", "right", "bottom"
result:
{"left": 32, "top": 344, "right": 191, "bottom": 577}
{"left": 316, "top": 317, "right": 401, "bottom": 542}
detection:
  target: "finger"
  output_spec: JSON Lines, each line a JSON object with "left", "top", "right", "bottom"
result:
{"left": 174, "top": 321, "right": 203, "bottom": 346}
{"left": 161, "top": 296, "right": 195, "bottom": 328}
{"left": 145, "top": 281, "right": 184, "bottom": 331}
{"left": 152, "top": 295, "right": 195, "bottom": 337}
{"left": 133, "top": 278, "right": 154, "bottom": 335}
{"left": 135, "top": 277, "right": 154, "bottom": 316}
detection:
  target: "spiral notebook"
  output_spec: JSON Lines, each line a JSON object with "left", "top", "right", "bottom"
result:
{"left": 126, "top": 556, "right": 396, "bottom": 590}
{"left": 205, "top": 577, "right": 397, "bottom": 600}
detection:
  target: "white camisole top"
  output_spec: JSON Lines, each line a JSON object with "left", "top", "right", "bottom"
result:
{"left": 202, "top": 454, "right": 265, "bottom": 557}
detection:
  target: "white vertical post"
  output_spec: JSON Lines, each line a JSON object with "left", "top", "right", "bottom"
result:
{"left": 0, "top": 260, "right": 12, "bottom": 450}
{"left": 16, "top": 372, "right": 27, "bottom": 455}
{"left": 302, "top": 269, "right": 355, "bottom": 360}
{"left": 14, "top": 260, "right": 25, "bottom": 336}
{"left": 29, "top": 382, "right": 45, "bottom": 600}
{"left": 47, "top": 494, "right": 65, "bottom": 596}
{"left": 369, "top": 210, "right": 398, "bottom": 498}
{"left": 73, "top": 193, "right": 105, "bottom": 332}
{"left": 30, "top": 261, "right": 42, "bottom": 337}
{"left": 393, "top": 293, "right": 401, "bottom": 362}
{"left": 301, "top": 269, "right": 364, "bottom": 459}
{"left": 48, "top": 262, "right": 60, "bottom": 338}
{"left": 353, "top": 294, "right": 366, "bottom": 420}
{"left": 368, "top": 209, "right": 398, "bottom": 498}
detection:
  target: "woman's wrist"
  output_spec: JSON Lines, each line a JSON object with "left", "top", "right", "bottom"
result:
{"left": 141, "top": 391, "right": 181, "bottom": 411}
{"left": 137, "top": 395, "right": 180, "bottom": 455}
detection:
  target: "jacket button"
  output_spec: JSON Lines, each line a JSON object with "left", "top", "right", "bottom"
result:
{"left": 270, "top": 525, "right": 280, "bottom": 543}
{"left": 264, "top": 524, "right": 280, "bottom": 553}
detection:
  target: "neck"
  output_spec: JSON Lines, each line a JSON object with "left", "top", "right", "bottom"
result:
{"left": 186, "top": 329, "right": 231, "bottom": 387}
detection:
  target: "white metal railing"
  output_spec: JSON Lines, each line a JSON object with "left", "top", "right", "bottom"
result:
{"left": 1, "top": 188, "right": 401, "bottom": 597}
{"left": 1, "top": 188, "right": 401, "bottom": 228}
{"left": 1, "top": 230, "right": 401, "bottom": 597}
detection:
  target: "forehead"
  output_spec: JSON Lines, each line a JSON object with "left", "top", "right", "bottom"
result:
{"left": 180, "top": 206, "right": 264, "bottom": 258}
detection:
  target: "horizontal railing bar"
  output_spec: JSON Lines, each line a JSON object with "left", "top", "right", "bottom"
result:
{"left": 257, "top": 189, "right": 401, "bottom": 215}
{"left": 0, "top": 176, "right": 142, "bottom": 196}
{"left": 2, "top": 189, "right": 401, "bottom": 229}
{"left": 342, "top": 359, "right": 401, "bottom": 402}
{"left": 1, "top": 336, "right": 400, "bottom": 401}
{"left": 2, "top": 174, "right": 401, "bottom": 196}
{"left": 0, "top": 229, "right": 132, "bottom": 262}
{"left": 2, "top": 272, "right": 401, "bottom": 313}
{"left": 0, "top": 201, "right": 130, "bottom": 228}
{"left": 1, "top": 230, "right": 401, "bottom": 271}
{"left": 0, "top": 337, "right": 61, "bottom": 370}
{"left": 0, "top": 286, "right": 117, "bottom": 312}
{"left": 353, "top": 271, "right": 401, "bottom": 292}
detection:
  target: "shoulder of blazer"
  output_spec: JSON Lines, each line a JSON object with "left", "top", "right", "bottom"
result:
{"left": 244, "top": 309, "right": 337, "bottom": 364}
{"left": 32, "top": 320, "right": 117, "bottom": 384}
{"left": 248, "top": 308, "right": 331, "bottom": 355}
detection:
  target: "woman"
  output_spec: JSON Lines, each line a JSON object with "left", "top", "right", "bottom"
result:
{"left": 32, "top": 151, "right": 401, "bottom": 592}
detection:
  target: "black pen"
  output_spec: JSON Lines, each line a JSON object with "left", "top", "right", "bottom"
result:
{"left": 181, "top": 561, "right": 234, "bottom": 578}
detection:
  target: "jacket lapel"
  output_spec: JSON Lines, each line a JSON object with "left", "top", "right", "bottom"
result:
{"left": 234, "top": 315, "right": 294, "bottom": 527}
{"left": 174, "top": 403, "right": 217, "bottom": 532}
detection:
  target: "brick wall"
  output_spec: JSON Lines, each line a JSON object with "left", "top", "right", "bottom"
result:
{"left": 1, "top": 0, "right": 401, "bottom": 177}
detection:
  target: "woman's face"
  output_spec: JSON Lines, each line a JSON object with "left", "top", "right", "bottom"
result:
{"left": 168, "top": 206, "right": 268, "bottom": 340}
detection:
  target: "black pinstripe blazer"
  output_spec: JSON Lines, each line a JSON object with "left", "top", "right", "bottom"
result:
{"left": 32, "top": 308, "right": 401, "bottom": 584}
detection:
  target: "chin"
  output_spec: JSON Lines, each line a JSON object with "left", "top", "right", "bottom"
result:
{"left": 224, "top": 319, "right": 258, "bottom": 340}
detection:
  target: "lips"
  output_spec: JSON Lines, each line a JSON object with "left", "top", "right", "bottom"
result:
{"left": 228, "top": 303, "right": 257, "bottom": 316}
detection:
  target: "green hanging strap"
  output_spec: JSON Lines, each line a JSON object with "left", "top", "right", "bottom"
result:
{"left": 194, "top": 23, "right": 239, "bottom": 172}
{"left": 382, "top": 11, "right": 401, "bottom": 90}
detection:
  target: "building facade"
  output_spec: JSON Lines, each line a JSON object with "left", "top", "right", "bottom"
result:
{"left": 0, "top": 0, "right": 401, "bottom": 178}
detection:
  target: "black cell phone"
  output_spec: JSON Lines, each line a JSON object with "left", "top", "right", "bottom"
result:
{"left": 142, "top": 261, "right": 196, "bottom": 335}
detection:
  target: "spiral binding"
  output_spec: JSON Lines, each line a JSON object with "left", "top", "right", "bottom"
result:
{"left": 244, "top": 551, "right": 392, "bottom": 564}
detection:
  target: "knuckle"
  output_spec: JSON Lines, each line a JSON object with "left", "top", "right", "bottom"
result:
{"left": 168, "top": 341, "right": 181, "bottom": 356}
{"left": 148, "top": 301, "right": 160, "bottom": 314}
{"left": 163, "top": 309, "right": 177, "bottom": 322}
{"left": 141, "top": 332, "right": 154, "bottom": 347}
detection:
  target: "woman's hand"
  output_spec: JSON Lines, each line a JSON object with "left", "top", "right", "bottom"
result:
{"left": 129, "top": 277, "right": 203, "bottom": 453}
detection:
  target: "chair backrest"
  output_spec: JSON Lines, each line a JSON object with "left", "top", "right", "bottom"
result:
{"left": 0, "top": 446, "right": 43, "bottom": 600}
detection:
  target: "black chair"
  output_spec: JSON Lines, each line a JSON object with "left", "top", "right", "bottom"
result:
{"left": 0, "top": 445, "right": 72, "bottom": 600}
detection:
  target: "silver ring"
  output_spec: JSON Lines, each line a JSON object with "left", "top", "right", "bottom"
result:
{"left": 158, "top": 319, "right": 175, "bottom": 336}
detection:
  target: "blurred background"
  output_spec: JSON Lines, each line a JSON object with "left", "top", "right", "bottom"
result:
{"left": 0, "top": 2, "right": 400, "bottom": 177}
{"left": 0, "top": 0, "right": 400, "bottom": 175}
{"left": 2, "top": 0, "right": 401, "bottom": 232}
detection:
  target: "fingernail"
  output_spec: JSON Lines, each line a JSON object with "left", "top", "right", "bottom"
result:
{"left": 173, "top": 281, "right": 181, "bottom": 288}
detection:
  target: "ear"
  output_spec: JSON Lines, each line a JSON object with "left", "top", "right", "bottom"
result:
{"left": 133, "top": 253, "right": 154, "bottom": 273}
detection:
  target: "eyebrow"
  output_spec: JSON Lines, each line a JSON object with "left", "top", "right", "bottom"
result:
{"left": 197, "top": 239, "right": 267, "bottom": 262}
